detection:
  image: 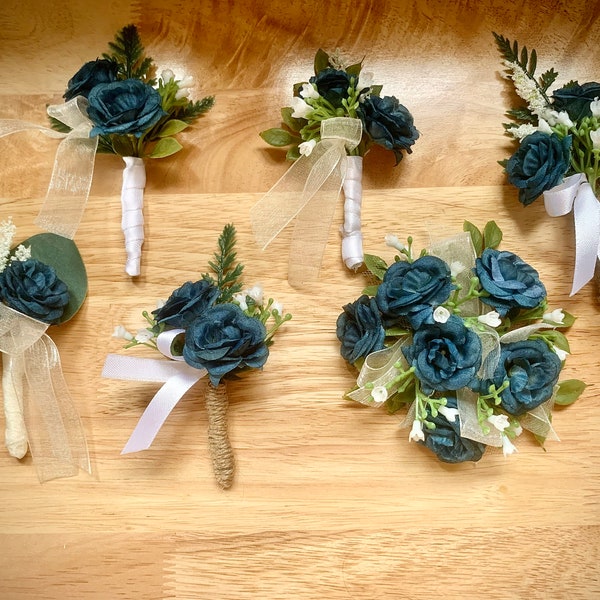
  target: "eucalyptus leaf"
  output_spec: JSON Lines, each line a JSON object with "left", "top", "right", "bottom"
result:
{"left": 156, "top": 119, "right": 189, "bottom": 137}
{"left": 483, "top": 220, "right": 503, "bottom": 249}
{"left": 148, "top": 136, "right": 183, "bottom": 158}
{"left": 259, "top": 127, "right": 298, "bottom": 147}
{"left": 554, "top": 379, "right": 586, "bottom": 406}
{"left": 17, "top": 233, "right": 87, "bottom": 324}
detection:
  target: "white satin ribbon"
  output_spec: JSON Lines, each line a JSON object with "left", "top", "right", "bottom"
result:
{"left": 102, "top": 331, "right": 206, "bottom": 454}
{"left": 0, "top": 304, "right": 90, "bottom": 481}
{"left": 0, "top": 96, "right": 97, "bottom": 239}
{"left": 121, "top": 157, "right": 146, "bottom": 276}
{"left": 543, "top": 173, "right": 600, "bottom": 295}
{"left": 251, "top": 117, "right": 363, "bottom": 287}
{"left": 340, "top": 156, "right": 364, "bottom": 270}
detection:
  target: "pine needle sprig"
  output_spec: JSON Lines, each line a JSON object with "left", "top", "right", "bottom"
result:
{"left": 203, "top": 224, "right": 244, "bottom": 302}
{"left": 103, "top": 24, "right": 155, "bottom": 84}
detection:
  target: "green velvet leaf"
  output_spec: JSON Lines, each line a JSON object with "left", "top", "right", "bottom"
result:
{"left": 314, "top": 48, "right": 330, "bottom": 74}
{"left": 148, "top": 136, "right": 183, "bottom": 158}
{"left": 483, "top": 220, "right": 503, "bottom": 249}
{"left": 463, "top": 220, "right": 483, "bottom": 255}
{"left": 259, "top": 127, "right": 298, "bottom": 147}
{"left": 364, "top": 253, "right": 388, "bottom": 281}
{"left": 156, "top": 119, "right": 189, "bottom": 137}
{"left": 554, "top": 379, "right": 587, "bottom": 406}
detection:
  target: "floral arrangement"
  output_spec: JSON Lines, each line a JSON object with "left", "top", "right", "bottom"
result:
{"left": 493, "top": 33, "right": 600, "bottom": 294}
{"left": 336, "top": 221, "right": 585, "bottom": 463}
{"left": 253, "top": 49, "right": 419, "bottom": 286}
{"left": 0, "top": 218, "right": 89, "bottom": 480}
{"left": 105, "top": 224, "right": 291, "bottom": 488}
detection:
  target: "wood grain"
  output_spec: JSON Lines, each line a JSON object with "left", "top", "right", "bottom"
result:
{"left": 1, "top": 1, "right": 600, "bottom": 598}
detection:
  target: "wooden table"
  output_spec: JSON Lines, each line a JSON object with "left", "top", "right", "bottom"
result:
{"left": 1, "top": 1, "right": 599, "bottom": 598}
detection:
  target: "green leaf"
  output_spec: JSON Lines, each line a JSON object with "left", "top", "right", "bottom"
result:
{"left": 361, "top": 284, "right": 379, "bottom": 296}
{"left": 369, "top": 84, "right": 383, "bottom": 97}
{"left": 346, "top": 61, "right": 362, "bottom": 77}
{"left": 385, "top": 382, "right": 415, "bottom": 414}
{"left": 156, "top": 119, "right": 189, "bottom": 137}
{"left": 560, "top": 310, "right": 577, "bottom": 328}
{"left": 364, "top": 253, "right": 388, "bottom": 281}
{"left": 259, "top": 127, "right": 298, "bottom": 147}
{"left": 285, "top": 146, "right": 301, "bottom": 160}
{"left": 18, "top": 233, "right": 87, "bottom": 324}
{"left": 147, "top": 137, "right": 183, "bottom": 158}
{"left": 177, "top": 96, "right": 215, "bottom": 123}
{"left": 554, "top": 379, "right": 586, "bottom": 406}
{"left": 314, "top": 48, "right": 330, "bottom": 74}
{"left": 463, "top": 221, "right": 483, "bottom": 254}
{"left": 532, "top": 329, "right": 570, "bottom": 352}
{"left": 204, "top": 224, "right": 244, "bottom": 303}
{"left": 539, "top": 69, "right": 559, "bottom": 92}
{"left": 281, "top": 107, "right": 306, "bottom": 133}
{"left": 528, "top": 48, "right": 537, "bottom": 77}
{"left": 483, "top": 220, "right": 503, "bottom": 249}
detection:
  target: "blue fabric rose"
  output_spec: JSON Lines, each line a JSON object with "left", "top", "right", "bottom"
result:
{"left": 0, "top": 259, "right": 69, "bottom": 324}
{"left": 87, "top": 79, "right": 166, "bottom": 138}
{"left": 63, "top": 59, "right": 119, "bottom": 101}
{"left": 183, "top": 303, "right": 269, "bottom": 385}
{"left": 475, "top": 248, "right": 546, "bottom": 316}
{"left": 336, "top": 295, "right": 385, "bottom": 364}
{"left": 421, "top": 396, "right": 486, "bottom": 463}
{"left": 552, "top": 82, "right": 600, "bottom": 121}
{"left": 375, "top": 255, "right": 454, "bottom": 329}
{"left": 402, "top": 316, "right": 482, "bottom": 394}
{"left": 309, "top": 68, "right": 352, "bottom": 108}
{"left": 152, "top": 279, "right": 220, "bottom": 331}
{"left": 358, "top": 95, "right": 419, "bottom": 163}
{"left": 505, "top": 132, "right": 571, "bottom": 206}
{"left": 484, "top": 339, "right": 562, "bottom": 415}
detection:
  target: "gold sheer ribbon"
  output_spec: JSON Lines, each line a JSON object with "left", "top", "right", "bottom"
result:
{"left": 0, "top": 305, "right": 90, "bottom": 481}
{"left": 251, "top": 117, "right": 363, "bottom": 288}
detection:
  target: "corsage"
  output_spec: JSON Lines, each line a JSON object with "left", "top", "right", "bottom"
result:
{"left": 254, "top": 48, "right": 419, "bottom": 287}
{"left": 337, "top": 221, "right": 585, "bottom": 463}
{"left": 0, "top": 218, "right": 89, "bottom": 480}
{"left": 493, "top": 33, "right": 600, "bottom": 294}
{"left": 103, "top": 224, "right": 291, "bottom": 488}
{"left": 0, "top": 24, "right": 214, "bottom": 276}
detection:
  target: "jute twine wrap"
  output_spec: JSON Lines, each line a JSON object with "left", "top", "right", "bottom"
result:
{"left": 204, "top": 381, "right": 234, "bottom": 489}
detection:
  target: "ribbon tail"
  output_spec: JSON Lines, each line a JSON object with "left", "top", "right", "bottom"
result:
{"left": 571, "top": 182, "right": 600, "bottom": 295}
{"left": 22, "top": 335, "right": 90, "bottom": 482}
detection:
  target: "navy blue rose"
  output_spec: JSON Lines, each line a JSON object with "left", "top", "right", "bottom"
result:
{"left": 475, "top": 248, "right": 546, "bottom": 316}
{"left": 309, "top": 68, "right": 352, "bottom": 108}
{"left": 483, "top": 339, "right": 562, "bottom": 416}
{"left": 375, "top": 255, "right": 454, "bottom": 329}
{"left": 0, "top": 259, "right": 69, "bottom": 324}
{"left": 403, "top": 316, "right": 482, "bottom": 394}
{"left": 336, "top": 295, "right": 385, "bottom": 364}
{"left": 152, "top": 279, "right": 219, "bottom": 332}
{"left": 183, "top": 303, "right": 269, "bottom": 385}
{"left": 552, "top": 82, "right": 600, "bottom": 121}
{"left": 505, "top": 132, "right": 571, "bottom": 206}
{"left": 63, "top": 59, "right": 119, "bottom": 101}
{"left": 358, "top": 95, "right": 419, "bottom": 163}
{"left": 421, "top": 396, "right": 486, "bottom": 463}
{"left": 87, "top": 79, "right": 166, "bottom": 138}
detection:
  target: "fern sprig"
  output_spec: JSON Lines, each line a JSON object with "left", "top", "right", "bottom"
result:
{"left": 203, "top": 224, "right": 244, "bottom": 302}
{"left": 103, "top": 24, "right": 155, "bottom": 83}
{"left": 176, "top": 96, "right": 216, "bottom": 123}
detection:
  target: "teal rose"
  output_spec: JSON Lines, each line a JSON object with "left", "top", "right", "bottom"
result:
{"left": 309, "top": 68, "right": 351, "bottom": 108}
{"left": 0, "top": 259, "right": 69, "bottom": 324}
{"left": 475, "top": 248, "right": 546, "bottom": 316}
{"left": 402, "top": 316, "right": 482, "bottom": 394}
{"left": 183, "top": 304, "right": 269, "bottom": 386}
{"left": 552, "top": 82, "right": 600, "bottom": 121}
{"left": 63, "top": 59, "right": 119, "bottom": 101}
{"left": 336, "top": 295, "right": 385, "bottom": 364}
{"left": 505, "top": 132, "right": 571, "bottom": 206}
{"left": 87, "top": 79, "right": 166, "bottom": 138}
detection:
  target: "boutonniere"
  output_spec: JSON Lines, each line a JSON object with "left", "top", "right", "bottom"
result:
{"left": 493, "top": 33, "right": 600, "bottom": 294}
{"left": 103, "top": 225, "right": 291, "bottom": 488}
{"left": 253, "top": 49, "right": 419, "bottom": 287}
{"left": 337, "top": 221, "right": 585, "bottom": 463}
{"left": 0, "top": 218, "right": 89, "bottom": 481}
{"left": 0, "top": 24, "right": 214, "bottom": 276}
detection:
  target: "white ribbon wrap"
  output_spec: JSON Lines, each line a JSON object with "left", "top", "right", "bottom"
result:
{"left": 0, "top": 305, "right": 90, "bottom": 481}
{"left": 0, "top": 97, "right": 97, "bottom": 239}
{"left": 251, "top": 117, "right": 363, "bottom": 287}
{"left": 102, "top": 330, "right": 206, "bottom": 454}
{"left": 341, "top": 156, "right": 364, "bottom": 270}
{"left": 121, "top": 156, "right": 146, "bottom": 277}
{"left": 543, "top": 173, "right": 600, "bottom": 295}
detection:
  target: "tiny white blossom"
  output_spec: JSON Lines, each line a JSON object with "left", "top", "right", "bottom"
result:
{"left": 502, "top": 435, "right": 518, "bottom": 457}
{"left": 537, "top": 118, "right": 553, "bottom": 135}
{"left": 513, "top": 424, "right": 523, "bottom": 437}
{"left": 543, "top": 308, "right": 565, "bottom": 325}
{"left": 112, "top": 325, "right": 134, "bottom": 341}
{"left": 590, "top": 129, "right": 600, "bottom": 151}
{"left": 233, "top": 293, "right": 248, "bottom": 311}
{"left": 160, "top": 69, "right": 175, "bottom": 83}
{"left": 0, "top": 217, "right": 17, "bottom": 273}
{"left": 552, "top": 345, "right": 569, "bottom": 361}
{"left": 299, "top": 82, "right": 319, "bottom": 100}
{"left": 371, "top": 385, "right": 388, "bottom": 404}
{"left": 384, "top": 234, "right": 405, "bottom": 252}
{"left": 291, "top": 96, "right": 313, "bottom": 119}
{"left": 509, "top": 123, "right": 537, "bottom": 140}
{"left": 478, "top": 311, "right": 502, "bottom": 328}
{"left": 504, "top": 61, "right": 547, "bottom": 115}
{"left": 358, "top": 71, "right": 374, "bottom": 89}
{"left": 271, "top": 300, "right": 284, "bottom": 315}
{"left": 433, "top": 306, "right": 451, "bottom": 324}
{"left": 439, "top": 405, "right": 459, "bottom": 423}
{"left": 299, "top": 139, "right": 317, "bottom": 156}
{"left": 591, "top": 98, "right": 600, "bottom": 118}
{"left": 11, "top": 244, "right": 31, "bottom": 262}
{"left": 487, "top": 413, "right": 510, "bottom": 432}
{"left": 135, "top": 328, "right": 154, "bottom": 343}
{"left": 409, "top": 419, "right": 425, "bottom": 443}
{"left": 556, "top": 111, "right": 574, "bottom": 128}
{"left": 245, "top": 284, "right": 264, "bottom": 305}
{"left": 449, "top": 261, "right": 465, "bottom": 277}
{"left": 175, "top": 75, "right": 195, "bottom": 99}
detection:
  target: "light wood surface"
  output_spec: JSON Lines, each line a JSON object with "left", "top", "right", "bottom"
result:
{"left": 1, "top": 1, "right": 600, "bottom": 598}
